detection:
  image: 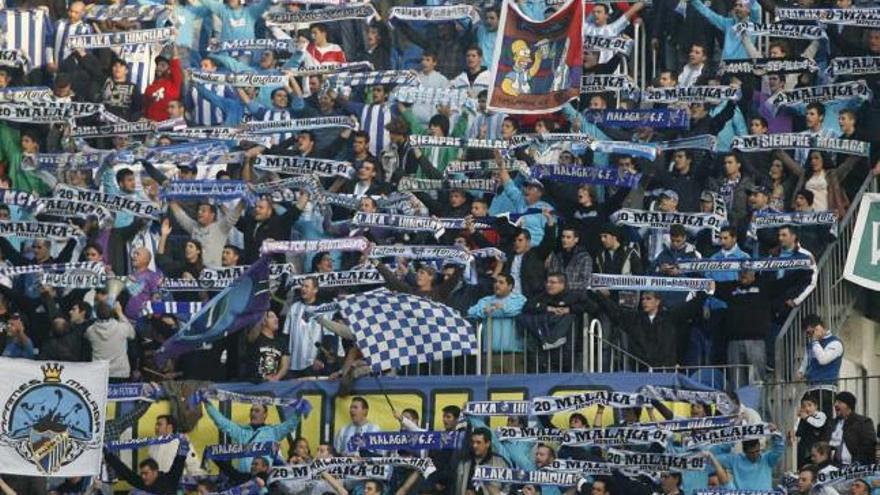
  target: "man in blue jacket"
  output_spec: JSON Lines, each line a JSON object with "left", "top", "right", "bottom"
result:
{"left": 716, "top": 427, "right": 784, "bottom": 490}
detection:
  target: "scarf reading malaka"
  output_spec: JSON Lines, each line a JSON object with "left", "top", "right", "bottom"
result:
{"left": 0, "top": 50, "right": 30, "bottom": 71}
{"left": 203, "top": 442, "right": 278, "bottom": 461}
{"left": 604, "top": 449, "right": 706, "bottom": 472}
{"left": 35, "top": 197, "right": 113, "bottom": 225}
{"left": 0, "top": 261, "right": 102, "bottom": 278}
{"left": 769, "top": 80, "right": 871, "bottom": 110}
{"left": 40, "top": 270, "right": 107, "bottom": 288}
{"left": 348, "top": 431, "right": 464, "bottom": 452}
{"left": 581, "top": 74, "right": 636, "bottom": 94}
{"left": 311, "top": 462, "right": 393, "bottom": 480}
{"left": 532, "top": 391, "right": 647, "bottom": 415}
{"left": 684, "top": 423, "right": 774, "bottom": 449}
{"left": 207, "top": 38, "right": 296, "bottom": 53}
{"left": 261, "top": 237, "right": 370, "bottom": 255}
{"left": 495, "top": 427, "right": 564, "bottom": 443}
{"left": 444, "top": 159, "right": 530, "bottom": 176}
{"left": 203, "top": 389, "right": 312, "bottom": 414}
{"left": 322, "top": 70, "right": 419, "bottom": 89}
{"left": 368, "top": 245, "right": 472, "bottom": 264}
{"left": 391, "top": 86, "right": 476, "bottom": 112}
{"left": 351, "top": 212, "right": 443, "bottom": 235}
{"left": 639, "top": 415, "right": 738, "bottom": 432}
{"left": 264, "top": 4, "right": 378, "bottom": 27}
{"left": 0, "top": 221, "right": 82, "bottom": 240}
{"left": 642, "top": 85, "right": 741, "bottom": 104}
{"left": 398, "top": 177, "right": 498, "bottom": 193}
{"left": 70, "top": 119, "right": 157, "bottom": 138}
{"left": 0, "top": 86, "right": 51, "bottom": 102}
{"left": 55, "top": 185, "right": 161, "bottom": 220}
{"left": 640, "top": 385, "right": 736, "bottom": 413}
{"left": 473, "top": 466, "right": 581, "bottom": 487}
{"left": 254, "top": 155, "right": 354, "bottom": 178}
{"left": 656, "top": 135, "right": 718, "bottom": 152}
{"left": 816, "top": 463, "right": 880, "bottom": 486}
{"left": 388, "top": 5, "right": 481, "bottom": 25}
{"left": 561, "top": 427, "right": 672, "bottom": 447}
{"left": 677, "top": 257, "right": 813, "bottom": 272}
{"left": 829, "top": 56, "right": 880, "bottom": 77}
{"left": 84, "top": 4, "right": 170, "bottom": 21}
{"left": 244, "top": 116, "right": 354, "bottom": 134}
{"left": 160, "top": 180, "right": 251, "bottom": 201}
{"left": 589, "top": 273, "right": 714, "bottom": 292}
{"left": 408, "top": 135, "right": 509, "bottom": 150}
{"left": 612, "top": 208, "right": 724, "bottom": 234}
{"left": 583, "top": 34, "right": 634, "bottom": 55}
{"left": 718, "top": 57, "right": 818, "bottom": 76}
{"left": 463, "top": 400, "right": 532, "bottom": 417}
{"left": 531, "top": 164, "right": 642, "bottom": 188}
{"left": 188, "top": 69, "right": 289, "bottom": 88}
{"left": 252, "top": 175, "right": 321, "bottom": 203}
{"left": 0, "top": 101, "right": 103, "bottom": 123}
{"left": 734, "top": 133, "right": 870, "bottom": 157}
{"left": 66, "top": 27, "right": 175, "bottom": 50}
{"left": 0, "top": 189, "right": 39, "bottom": 211}
{"left": 106, "top": 435, "right": 180, "bottom": 451}
{"left": 777, "top": 7, "right": 880, "bottom": 27}
{"left": 734, "top": 22, "right": 827, "bottom": 39}
{"left": 286, "top": 268, "right": 384, "bottom": 289}
{"left": 586, "top": 108, "right": 690, "bottom": 129}
{"left": 546, "top": 459, "right": 613, "bottom": 475}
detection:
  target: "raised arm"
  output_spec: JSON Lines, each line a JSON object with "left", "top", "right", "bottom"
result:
{"left": 204, "top": 401, "right": 249, "bottom": 439}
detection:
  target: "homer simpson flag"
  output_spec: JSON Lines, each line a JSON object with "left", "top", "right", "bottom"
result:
{"left": 488, "top": 0, "right": 583, "bottom": 114}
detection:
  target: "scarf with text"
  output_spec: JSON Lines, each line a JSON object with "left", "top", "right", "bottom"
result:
{"left": 581, "top": 74, "right": 636, "bottom": 94}
{"left": 0, "top": 101, "right": 103, "bottom": 123}
{"left": 207, "top": 38, "right": 296, "bottom": 53}
{"left": 444, "top": 159, "right": 530, "bottom": 176}
{"left": 322, "top": 70, "right": 419, "bottom": 89}
{"left": 84, "top": 4, "right": 170, "bottom": 21}
{"left": 264, "top": 3, "right": 378, "bottom": 27}
{"left": 0, "top": 189, "right": 39, "bottom": 210}
{"left": 244, "top": 116, "right": 354, "bottom": 134}
{"left": 55, "top": 185, "right": 160, "bottom": 220}
{"left": 750, "top": 210, "right": 837, "bottom": 236}
{"left": 496, "top": 427, "right": 565, "bottom": 443}
{"left": 562, "top": 427, "right": 672, "bottom": 447}
{"left": 507, "top": 133, "right": 593, "bottom": 149}
{"left": 203, "top": 442, "right": 278, "bottom": 461}
{"left": 532, "top": 391, "right": 647, "bottom": 415}
{"left": 816, "top": 463, "right": 880, "bottom": 486}
{"left": 586, "top": 108, "right": 690, "bottom": 129}
{"left": 188, "top": 69, "right": 289, "bottom": 87}
{"left": 546, "top": 459, "right": 613, "bottom": 475}
{"left": 829, "top": 56, "right": 880, "bottom": 77}
{"left": 0, "top": 221, "right": 82, "bottom": 240}
{"left": 655, "top": 135, "right": 718, "bottom": 152}
{"left": 531, "top": 165, "right": 642, "bottom": 189}
{"left": 676, "top": 258, "right": 813, "bottom": 272}
{"left": 589, "top": 273, "right": 714, "bottom": 292}
{"left": 281, "top": 61, "right": 375, "bottom": 78}
{"left": 684, "top": 423, "right": 774, "bottom": 449}
{"left": 351, "top": 212, "right": 443, "bottom": 235}
{"left": 604, "top": 449, "right": 706, "bottom": 472}
{"left": 254, "top": 155, "right": 354, "bottom": 178}
{"left": 106, "top": 435, "right": 180, "bottom": 451}
{"left": 732, "top": 132, "right": 870, "bottom": 157}
{"left": 368, "top": 245, "right": 472, "bottom": 264}
{"left": 70, "top": 120, "right": 157, "bottom": 138}
{"left": 159, "top": 180, "right": 251, "bottom": 201}
{"left": 639, "top": 415, "right": 738, "bottom": 432}
{"left": 642, "top": 86, "right": 741, "bottom": 103}
{"left": 66, "top": 27, "right": 175, "bottom": 49}
{"left": 718, "top": 57, "right": 819, "bottom": 76}
{"left": 164, "top": 127, "right": 274, "bottom": 147}
{"left": 734, "top": 22, "right": 827, "bottom": 39}
{"left": 473, "top": 466, "right": 581, "bottom": 487}
{"left": 612, "top": 208, "right": 724, "bottom": 234}
{"left": 398, "top": 177, "right": 498, "bottom": 193}
{"left": 777, "top": 7, "right": 880, "bottom": 27}
{"left": 348, "top": 430, "right": 464, "bottom": 452}
{"left": 142, "top": 301, "right": 204, "bottom": 317}
{"left": 0, "top": 50, "right": 30, "bottom": 71}
{"left": 590, "top": 140, "right": 658, "bottom": 160}
{"left": 583, "top": 35, "right": 634, "bottom": 55}
{"left": 408, "top": 135, "right": 509, "bottom": 150}
{"left": 463, "top": 400, "right": 532, "bottom": 416}
{"left": 391, "top": 86, "right": 476, "bottom": 112}
{"left": 640, "top": 386, "right": 735, "bottom": 413}
{"left": 202, "top": 389, "right": 312, "bottom": 413}
{"left": 388, "top": 5, "right": 480, "bottom": 25}
{"left": 0, "top": 261, "right": 102, "bottom": 278}
{"left": 261, "top": 237, "right": 369, "bottom": 255}
{"left": 0, "top": 86, "right": 51, "bottom": 102}
{"left": 252, "top": 175, "right": 321, "bottom": 203}
{"left": 769, "top": 80, "right": 871, "bottom": 109}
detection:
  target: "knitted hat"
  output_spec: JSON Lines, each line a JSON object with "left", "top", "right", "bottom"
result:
{"left": 835, "top": 391, "right": 856, "bottom": 410}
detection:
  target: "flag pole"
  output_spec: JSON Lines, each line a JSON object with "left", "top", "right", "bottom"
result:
{"left": 372, "top": 372, "right": 398, "bottom": 416}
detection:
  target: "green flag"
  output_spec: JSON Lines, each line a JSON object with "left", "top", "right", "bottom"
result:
{"left": 844, "top": 193, "right": 880, "bottom": 290}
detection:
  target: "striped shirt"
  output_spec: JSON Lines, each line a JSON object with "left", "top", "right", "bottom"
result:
{"left": 117, "top": 43, "right": 155, "bottom": 94}
{"left": 333, "top": 421, "right": 381, "bottom": 456}
{"left": 467, "top": 111, "right": 506, "bottom": 141}
{"left": 52, "top": 19, "right": 93, "bottom": 65}
{"left": 1, "top": 9, "right": 52, "bottom": 69}
{"left": 359, "top": 103, "right": 391, "bottom": 157}
{"left": 260, "top": 107, "right": 293, "bottom": 146}
{"left": 189, "top": 82, "right": 228, "bottom": 126}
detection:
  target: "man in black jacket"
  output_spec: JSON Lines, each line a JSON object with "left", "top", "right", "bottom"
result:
{"left": 103, "top": 436, "right": 190, "bottom": 495}
{"left": 518, "top": 272, "right": 597, "bottom": 352}
{"left": 830, "top": 392, "right": 876, "bottom": 466}
{"left": 502, "top": 213, "right": 555, "bottom": 299}
{"left": 235, "top": 194, "right": 307, "bottom": 263}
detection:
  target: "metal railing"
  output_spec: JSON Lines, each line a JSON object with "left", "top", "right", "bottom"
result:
{"left": 761, "top": 374, "right": 880, "bottom": 473}
{"left": 632, "top": 21, "right": 648, "bottom": 90}
{"left": 649, "top": 364, "right": 758, "bottom": 391}
{"left": 584, "top": 318, "right": 652, "bottom": 373}
{"left": 774, "top": 174, "right": 878, "bottom": 382}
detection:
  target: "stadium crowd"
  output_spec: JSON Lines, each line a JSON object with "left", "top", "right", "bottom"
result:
{"left": 0, "top": 0, "right": 878, "bottom": 492}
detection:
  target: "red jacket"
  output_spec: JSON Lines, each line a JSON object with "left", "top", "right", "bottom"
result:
{"left": 306, "top": 43, "right": 346, "bottom": 65}
{"left": 144, "top": 58, "right": 182, "bottom": 121}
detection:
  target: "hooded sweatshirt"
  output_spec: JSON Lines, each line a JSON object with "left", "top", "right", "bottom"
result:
{"left": 85, "top": 317, "right": 135, "bottom": 378}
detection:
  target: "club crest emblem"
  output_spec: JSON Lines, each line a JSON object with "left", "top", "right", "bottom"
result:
{"left": 0, "top": 363, "right": 101, "bottom": 474}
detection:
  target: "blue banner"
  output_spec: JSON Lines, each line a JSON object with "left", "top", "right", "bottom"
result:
{"left": 348, "top": 431, "right": 464, "bottom": 452}
{"left": 531, "top": 164, "right": 642, "bottom": 188}
{"left": 586, "top": 109, "right": 690, "bottom": 129}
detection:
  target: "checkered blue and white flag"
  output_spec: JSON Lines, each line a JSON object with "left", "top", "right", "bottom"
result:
{"left": 337, "top": 288, "right": 476, "bottom": 371}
